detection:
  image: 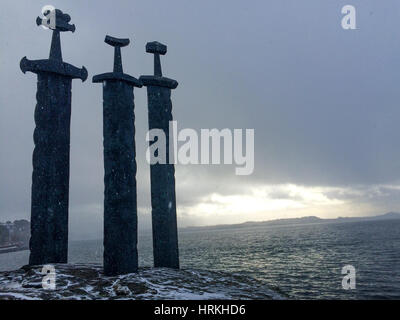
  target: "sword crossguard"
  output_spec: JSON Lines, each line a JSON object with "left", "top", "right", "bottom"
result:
{"left": 20, "top": 56, "right": 88, "bottom": 82}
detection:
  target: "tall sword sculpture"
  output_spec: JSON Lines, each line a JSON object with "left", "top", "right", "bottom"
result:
{"left": 20, "top": 9, "right": 87, "bottom": 265}
{"left": 140, "top": 42, "right": 180, "bottom": 269}
{"left": 93, "top": 36, "right": 142, "bottom": 275}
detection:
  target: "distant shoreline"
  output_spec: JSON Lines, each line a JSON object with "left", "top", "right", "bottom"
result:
{"left": 0, "top": 246, "right": 29, "bottom": 255}
{"left": 180, "top": 212, "right": 400, "bottom": 232}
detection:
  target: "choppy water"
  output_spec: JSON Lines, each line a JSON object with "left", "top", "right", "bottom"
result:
{"left": 1, "top": 219, "right": 399, "bottom": 299}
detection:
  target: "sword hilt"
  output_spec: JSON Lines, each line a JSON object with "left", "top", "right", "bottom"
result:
{"left": 36, "top": 9, "right": 76, "bottom": 62}
{"left": 105, "top": 35, "right": 130, "bottom": 73}
{"left": 146, "top": 41, "right": 167, "bottom": 77}
{"left": 36, "top": 9, "right": 75, "bottom": 33}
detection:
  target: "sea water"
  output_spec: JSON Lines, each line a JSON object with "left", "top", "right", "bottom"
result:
{"left": 0, "top": 219, "right": 399, "bottom": 299}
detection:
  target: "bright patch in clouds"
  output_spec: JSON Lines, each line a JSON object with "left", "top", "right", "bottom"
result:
{"left": 177, "top": 184, "right": 400, "bottom": 226}
{"left": 180, "top": 184, "right": 343, "bottom": 223}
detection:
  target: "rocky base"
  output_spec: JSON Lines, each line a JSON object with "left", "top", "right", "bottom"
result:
{"left": 0, "top": 264, "right": 281, "bottom": 300}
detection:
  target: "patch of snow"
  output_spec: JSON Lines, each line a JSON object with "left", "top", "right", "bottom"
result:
{"left": 0, "top": 264, "right": 283, "bottom": 300}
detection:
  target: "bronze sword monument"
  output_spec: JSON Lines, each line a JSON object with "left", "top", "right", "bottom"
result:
{"left": 93, "top": 36, "right": 142, "bottom": 275}
{"left": 140, "top": 42, "right": 180, "bottom": 269}
{"left": 20, "top": 9, "right": 87, "bottom": 265}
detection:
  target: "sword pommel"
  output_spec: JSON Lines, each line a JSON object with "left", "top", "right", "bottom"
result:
{"left": 36, "top": 8, "right": 75, "bottom": 33}
{"left": 105, "top": 36, "right": 130, "bottom": 48}
{"left": 103, "top": 35, "right": 131, "bottom": 73}
{"left": 146, "top": 41, "right": 167, "bottom": 55}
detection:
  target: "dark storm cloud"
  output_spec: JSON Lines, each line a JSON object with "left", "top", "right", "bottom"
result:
{"left": 1, "top": 0, "right": 400, "bottom": 238}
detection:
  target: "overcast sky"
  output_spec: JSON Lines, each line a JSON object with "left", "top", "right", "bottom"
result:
{"left": 1, "top": 1, "right": 400, "bottom": 240}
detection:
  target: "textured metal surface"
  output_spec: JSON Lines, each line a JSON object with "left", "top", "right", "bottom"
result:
{"left": 140, "top": 41, "right": 180, "bottom": 269}
{"left": 20, "top": 9, "right": 86, "bottom": 265}
{"left": 102, "top": 80, "right": 138, "bottom": 275}
{"left": 29, "top": 73, "right": 72, "bottom": 265}
{"left": 93, "top": 35, "right": 141, "bottom": 275}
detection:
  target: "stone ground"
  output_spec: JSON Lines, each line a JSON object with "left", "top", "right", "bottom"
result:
{"left": 0, "top": 264, "right": 283, "bottom": 300}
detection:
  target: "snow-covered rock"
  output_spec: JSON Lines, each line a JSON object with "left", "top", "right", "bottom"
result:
{"left": 0, "top": 264, "right": 282, "bottom": 300}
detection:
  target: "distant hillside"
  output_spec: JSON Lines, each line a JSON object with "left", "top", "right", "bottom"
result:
{"left": 181, "top": 212, "right": 400, "bottom": 232}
